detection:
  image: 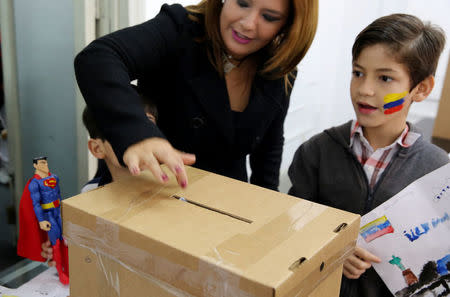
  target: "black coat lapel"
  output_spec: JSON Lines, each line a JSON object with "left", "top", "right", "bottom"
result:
{"left": 241, "top": 76, "right": 283, "bottom": 136}
{"left": 188, "top": 69, "right": 284, "bottom": 148}
{"left": 188, "top": 72, "right": 235, "bottom": 145}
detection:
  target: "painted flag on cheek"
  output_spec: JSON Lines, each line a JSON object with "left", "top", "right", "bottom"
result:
{"left": 383, "top": 91, "right": 408, "bottom": 115}
{"left": 360, "top": 215, "right": 394, "bottom": 243}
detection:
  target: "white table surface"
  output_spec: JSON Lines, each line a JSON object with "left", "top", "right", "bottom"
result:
{"left": 0, "top": 267, "right": 69, "bottom": 297}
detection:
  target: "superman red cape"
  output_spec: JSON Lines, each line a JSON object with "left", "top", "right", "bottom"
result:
{"left": 17, "top": 175, "right": 48, "bottom": 262}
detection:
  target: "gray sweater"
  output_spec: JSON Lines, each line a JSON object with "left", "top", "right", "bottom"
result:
{"left": 288, "top": 120, "right": 449, "bottom": 297}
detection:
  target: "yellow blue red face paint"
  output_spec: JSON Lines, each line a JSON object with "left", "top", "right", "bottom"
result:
{"left": 383, "top": 91, "right": 408, "bottom": 115}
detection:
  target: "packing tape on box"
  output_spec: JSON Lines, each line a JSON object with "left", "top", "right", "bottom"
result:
{"left": 203, "top": 201, "right": 326, "bottom": 269}
{"left": 65, "top": 220, "right": 257, "bottom": 297}
{"left": 65, "top": 201, "right": 353, "bottom": 297}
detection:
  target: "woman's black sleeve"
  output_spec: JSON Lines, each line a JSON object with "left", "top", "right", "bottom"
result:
{"left": 74, "top": 4, "right": 184, "bottom": 165}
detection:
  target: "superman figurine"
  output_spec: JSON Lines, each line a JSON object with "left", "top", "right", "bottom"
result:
{"left": 17, "top": 156, "right": 69, "bottom": 284}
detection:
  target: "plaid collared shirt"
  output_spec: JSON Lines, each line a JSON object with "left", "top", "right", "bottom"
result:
{"left": 350, "top": 120, "right": 420, "bottom": 188}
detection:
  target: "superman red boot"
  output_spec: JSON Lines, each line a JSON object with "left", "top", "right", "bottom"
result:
{"left": 53, "top": 239, "right": 69, "bottom": 284}
{"left": 61, "top": 239, "right": 69, "bottom": 281}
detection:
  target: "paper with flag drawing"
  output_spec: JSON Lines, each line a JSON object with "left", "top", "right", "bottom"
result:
{"left": 358, "top": 163, "right": 450, "bottom": 297}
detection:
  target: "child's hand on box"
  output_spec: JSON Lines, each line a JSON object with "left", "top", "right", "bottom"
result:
{"left": 343, "top": 246, "right": 381, "bottom": 279}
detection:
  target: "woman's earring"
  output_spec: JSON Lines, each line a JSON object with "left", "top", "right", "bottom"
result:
{"left": 222, "top": 0, "right": 225, "bottom": 3}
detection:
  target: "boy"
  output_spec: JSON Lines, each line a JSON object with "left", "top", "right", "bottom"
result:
{"left": 79, "top": 107, "right": 135, "bottom": 191}
{"left": 82, "top": 85, "right": 158, "bottom": 191}
{"left": 288, "top": 14, "right": 449, "bottom": 297}
{"left": 42, "top": 88, "right": 158, "bottom": 263}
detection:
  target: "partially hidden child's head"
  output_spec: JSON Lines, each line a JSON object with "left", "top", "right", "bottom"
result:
{"left": 82, "top": 106, "right": 122, "bottom": 169}
{"left": 350, "top": 13, "right": 446, "bottom": 130}
{"left": 82, "top": 92, "right": 158, "bottom": 169}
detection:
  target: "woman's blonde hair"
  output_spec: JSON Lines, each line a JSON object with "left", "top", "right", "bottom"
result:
{"left": 187, "top": 0, "right": 318, "bottom": 85}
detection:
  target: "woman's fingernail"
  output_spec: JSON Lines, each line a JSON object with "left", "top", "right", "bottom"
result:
{"left": 162, "top": 174, "right": 169, "bottom": 182}
{"left": 175, "top": 166, "right": 182, "bottom": 174}
{"left": 131, "top": 167, "right": 139, "bottom": 175}
{"left": 181, "top": 181, "right": 187, "bottom": 188}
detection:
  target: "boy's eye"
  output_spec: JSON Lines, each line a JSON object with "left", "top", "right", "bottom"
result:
{"left": 237, "top": 0, "right": 249, "bottom": 8}
{"left": 263, "top": 14, "right": 281, "bottom": 22}
{"left": 380, "top": 75, "right": 393, "bottom": 82}
{"left": 352, "top": 70, "right": 363, "bottom": 77}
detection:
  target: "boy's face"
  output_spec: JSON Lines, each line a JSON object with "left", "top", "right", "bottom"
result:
{"left": 350, "top": 44, "right": 413, "bottom": 132}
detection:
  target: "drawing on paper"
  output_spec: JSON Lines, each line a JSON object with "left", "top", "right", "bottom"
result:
{"left": 359, "top": 215, "right": 394, "bottom": 243}
{"left": 393, "top": 254, "right": 450, "bottom": 297}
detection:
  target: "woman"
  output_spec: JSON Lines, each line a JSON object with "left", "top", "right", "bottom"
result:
{"left": 74, "top": 0, "right": 318, "bottom": 190}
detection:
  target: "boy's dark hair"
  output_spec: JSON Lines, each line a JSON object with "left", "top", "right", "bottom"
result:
{"left": 352, "top": 14, "right": 446, "bottom": 89}
{"left": 33, "top": 156, "right": 47, "bottom": 164}
{"left": 82, "top": 106, "right": 105, "bottom": 140}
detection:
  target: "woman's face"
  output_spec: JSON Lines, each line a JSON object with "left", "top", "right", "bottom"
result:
{"left": 220, "top": 0, "right": 290, "bottom": 60}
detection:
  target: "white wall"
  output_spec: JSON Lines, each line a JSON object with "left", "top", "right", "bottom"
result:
{"left": 142, "top": 1, "right": 450, "bottom": 192}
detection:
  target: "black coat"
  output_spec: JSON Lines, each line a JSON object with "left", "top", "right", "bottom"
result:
{"left": 74, "top": 4, "right": 294, "bottom": 190}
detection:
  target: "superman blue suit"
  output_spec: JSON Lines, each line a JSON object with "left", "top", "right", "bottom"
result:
{"left": 28, "top": 174, "right": 63, "bottom": 245}
{"left": 17, "top": 172, "right": 69, "bottom": 284}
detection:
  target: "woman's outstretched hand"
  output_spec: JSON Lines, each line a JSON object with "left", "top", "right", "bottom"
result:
{"left": 123, "top": 138, "right": 196, "bottom": 188}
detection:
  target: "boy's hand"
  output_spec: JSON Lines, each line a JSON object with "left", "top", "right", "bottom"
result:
{"left": 41, "top": 240, "right": 55, "bottom": 267}
{"left": 343, "top": 246, "right": 381, "bottom": 279}
{"left": 123, "top": 138, "right": 196, "bottom": 188}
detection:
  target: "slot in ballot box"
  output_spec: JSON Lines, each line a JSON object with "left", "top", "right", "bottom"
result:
{"left": 62, "top": 166, "right": 360, "bottom": 297}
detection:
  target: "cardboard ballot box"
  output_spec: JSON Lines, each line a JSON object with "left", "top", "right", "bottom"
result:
{"left": 62, "top": 166, "right": 360, "bottom": 297}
